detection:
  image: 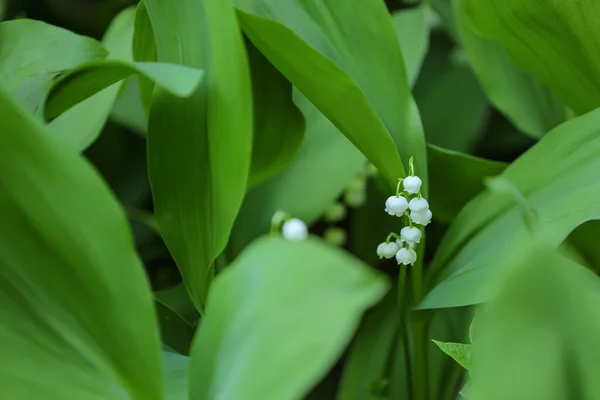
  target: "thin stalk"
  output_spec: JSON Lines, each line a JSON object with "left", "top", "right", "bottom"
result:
{"left": 411, "top": 255, "right": 427, "bottom": 400}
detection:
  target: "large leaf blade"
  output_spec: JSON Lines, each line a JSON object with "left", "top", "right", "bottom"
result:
{"left": 45, "top": 60, "right": 204, "bottom": 120}
{"left": 235, "top": 0, "right": 426, "bottom": 188}
{"left": 0, "top": 86, "right": 161, "bottom": 398}
{"left": 145, "top": 0, "right": 253, "bottom": 310}
{"left": 188, "top": 236, "right": 389, "bottom": 400}
{"left": 461, "top": 0, "right": 600, "bottom": 115}
{"left": 421, "top": 108, "right": 600, "bottom": 309}
{"left": 0, "top": 18, "right": 106, "bottom": 111}
{"left": 453, "top": 0, "right": 566, "bottom": 138}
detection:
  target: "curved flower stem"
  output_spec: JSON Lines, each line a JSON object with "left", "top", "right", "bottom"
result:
{"left": 396, "top": 178, "right": 404, "bottom": 197}
{"left": 386, "top": 232, "right": 402, "bottom": 243}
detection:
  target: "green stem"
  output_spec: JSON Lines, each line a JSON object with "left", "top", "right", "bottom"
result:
{"left": 386, "top": 232, "right": 402, "bottom": 243}
{"left": 397, "top": 265, "right": 413, "bottom": 396}
{"left": 396, "top": 178, "right": 404, "bottom": 196}
{"left": 411, "top": 254, "right": 426, "bottom": 399}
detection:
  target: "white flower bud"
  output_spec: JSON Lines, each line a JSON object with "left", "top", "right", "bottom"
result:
{"left": 385, "top": 195, "right": 408, "bottom": 216}
{"left": 410, "top": 209, "right": 432, "bottom": 226}
{"left": 282, "top": 218, "right": 308, "bottom": 241}
{"left": 400, "top": 226, "right": 422, "bottom": 244}
{"left": 396, "top": 247, "right": 417, "bottom": 265}
{"left": 403, "top": 176, "right": 422, "bottom": 194}
{"left": 409, "top": 197, "right": 429, "bottom": 213}
{"left": 377, "top": 241, "right": 399, "bottom": 259}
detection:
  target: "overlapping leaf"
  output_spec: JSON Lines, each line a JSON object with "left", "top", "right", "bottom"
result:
{"left": 469, "top": 245, "right": 600, "bottom": 399}
{"left": 0, "top": 19, "right": 106, "bottom": 111}
{"left": 44, "top": 60, "right": 203, "bottom": 121}
{"left": 188, "top": 236, "right": 389, "bottom": 400}
{"left": 453, "top": 0, "right": 566, "bottom": 138}
{"left": 462, "top": 0, "right": 600, "bottom": 115}
{"left": 0, "top": 86, "right": 161, "bottom": 398}
{"left": 421, "top": 108, "right": 600, "bottom": 309}
{"left": 235, "top": 0, "right": 427, "bottom": 188}
{"left": 143, "top": 0, "right": 253, "bottom": 310}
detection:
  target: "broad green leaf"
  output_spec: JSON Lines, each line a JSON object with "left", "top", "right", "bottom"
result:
{"left": 188, "top": 236, "right": 389, "bottom": 400}
{"left": 235, "top": 0, "right": 427, "bottom": 188}
{"left": 132, "top": 0, "right": 157, "bottom": 115}
{"left": 46, "top": 7, "right": 137, "bottom": 152}
{"left": 145, "top": 0, "right": 253, "bottom": 310}
{"left": 44, "top": 60, "right": 204, "bottom": 120}
{"left": 427, "top": 144, "right": 506, "bottom": 223}
{"left": 461, "top": 0, "right": 600, "bottom": 115}
{"left": 231, "top": 92, "right": 365, "bottom": 255}
{"left": 163, "top": 352, "right": 189, "bottom": 400}
{"left": 469, "top": 245, "right": 600, "bottom": 399}
{"left": 421, "top": 108, "right": 600, "bottom": 309}
{"left": 453, "top": 0, "right": 566, "bottom": 138}
{"left": 246, "top": 39, "right": 305, "bottom": 186}
{"left": 391, "top": 4, "right": 429, "bottom": 86}
{"left": 0, "top": 86, "right": 161, "bottom": 398}
{"left": 432, "top": 341, "right": 472, "bottom": 370}
{"left": 0, "top": 18, "right": 106, "bottom": 111}
{"left": 414, "top": 32, "right": 488, "bottom": 153}
{"left": 337, "top": 288, "right": 399, "bottom": 400}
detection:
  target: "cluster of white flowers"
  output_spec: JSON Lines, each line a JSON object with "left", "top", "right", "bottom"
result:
{"left": 377, "top": 158, "right": 432, "bottom": 266}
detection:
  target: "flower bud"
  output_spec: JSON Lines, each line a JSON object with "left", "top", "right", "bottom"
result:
{"left": 396, "top": 247, "right": 417, "bottom": 265}
{"left": 408, "top": 197, "right": 429, "bottom": 213}
{"left": 403, "top": 176, "right": 422, "bottom": 194}
{"left": 377, "top": 241, "right": 399, "bottom": 259}
{"left": 400, "top": 226, "right": 422, "bottom": 244}
{"left": 410, "top": 209, "right": 432, "bottom": 226}
{"left": 282, "top": 218, "right": 308, "bottom": 241}
{"left": 385, "top": 195, "right": 409, "bottom": 216}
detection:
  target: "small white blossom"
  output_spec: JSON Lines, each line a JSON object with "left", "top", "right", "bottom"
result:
{"left": 408, "top": 197, "right": 429, "bottom": 213}
{"left": 385, "top": 195, "right": 409, "bottom": 216}
{"left": 403, "top": 176, "right": 422, "bottom": 194}
{"left": 400, "top": 226, "right": 422, "bottom": 244}
{"left": 410, "top": 209, "right": 432, "bottom": 226}
{"left": 396, "top": 238, "right": 415, "bottom": 249}
{"left": 377, "top": 241, "right": 399, "bottom": 259}
{"left": 396, "top": 247, "right": 417, "bottom": 265}
{"left": 282, "top": 218, "right": 308, "bottom": 241}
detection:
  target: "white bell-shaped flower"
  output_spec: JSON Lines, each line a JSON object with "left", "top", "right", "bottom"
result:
{"left": 400, "top": 226, "right": 422, "bottom": 244}
{"left": 385, "top": 195, "right": 409, "bottom": 216}
{"left": 410, "top": 209, "right": 432, "bottom": 226}
{"left": 409, "top": 197, "right": 429, "bottom": 213}
{"left": 396, "top": 247, "right": 417, "bottom": 265}
{"left": 377, "top": 241, "right": 399, "bottom": 259}
{"left": 403, "top": 176, "right": 422, "bottom": 194}
{"left": 282, "top": 218, "right": 308, "bottom": 241}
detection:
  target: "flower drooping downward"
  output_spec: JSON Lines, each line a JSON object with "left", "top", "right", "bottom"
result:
{"left": 375, "top": 157, "right": 432, "bottom": 266}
